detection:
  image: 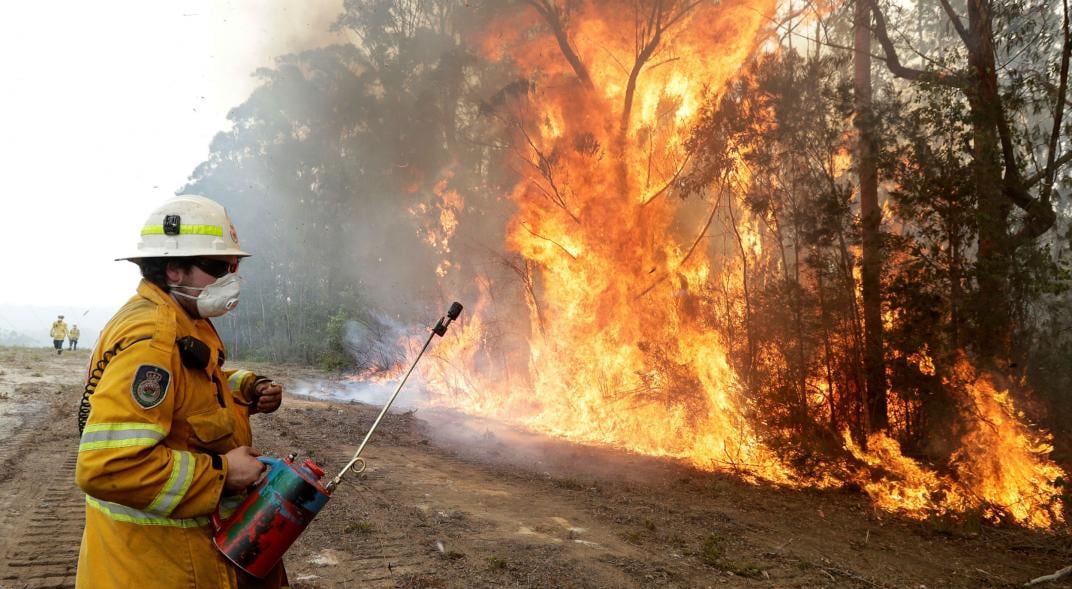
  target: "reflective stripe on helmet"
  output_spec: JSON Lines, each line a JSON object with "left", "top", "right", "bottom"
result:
{"left": 145, "top": 449, "right": 195, "bottom": 517}
{"left": 141, "top": 224, "right": 224, "bottom": 237}
{"left": 79, "top": 423, "right": 166, "bottom": 452}
{"left": 86, "top": 495, "right": 210, "bottom": 527}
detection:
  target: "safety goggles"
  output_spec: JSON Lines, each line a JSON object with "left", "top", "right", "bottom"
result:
{"left": 191, "top": 257, "right": 239, "bottom": 278}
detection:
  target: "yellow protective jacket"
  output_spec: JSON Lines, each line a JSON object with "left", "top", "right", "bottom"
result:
{"left": 50, "top": 320, "right": 68, "bottom": 340}
{"left": 75, "top": 280, "right": 263, "bottom": 588}
{"left": 69, "top": 327, "right": 81, "bottom": 340}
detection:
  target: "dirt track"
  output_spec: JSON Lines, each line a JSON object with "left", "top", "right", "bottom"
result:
{"left": 0, "top": 346, "right": 1069, "bottom": 589}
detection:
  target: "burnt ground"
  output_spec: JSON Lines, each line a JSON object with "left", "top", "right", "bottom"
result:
{"left": 0, "top": 346, "right": 1069, "bottom": 589}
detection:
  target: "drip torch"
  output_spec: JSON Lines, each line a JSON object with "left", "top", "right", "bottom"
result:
{"left": 211, "top": 301, "right": 464, "bottom": 578}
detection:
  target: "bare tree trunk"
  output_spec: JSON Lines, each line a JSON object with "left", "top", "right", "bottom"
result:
{"left": 726, "top": 192, "right": 755, "bottom": 394}
{"left": 967, "top": 0, "right": 1012, "bottom": 362}
{"left": 855, "top": 0, "right": 887, "bottom": 431}
{"left": 948, "top": 212, "right": 963, "bottom": 351}
{"left": 836, "top": 229, "right": 867, "bottom": 435}
{"left": 817, "top": 269, "right": 839, "bottom": 432}
{"left": 524, "top": 0, "right": 593, "bottom": 89}
{"left": 869, "top": 0, "right": 1064, "bottom": 365}
{"left": 791, "top": 202, "right": 807, "bottom": 418}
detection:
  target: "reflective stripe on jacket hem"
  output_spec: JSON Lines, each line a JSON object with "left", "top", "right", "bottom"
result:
{"left": 85, "top": 495, "right": 210, "bottom": 528}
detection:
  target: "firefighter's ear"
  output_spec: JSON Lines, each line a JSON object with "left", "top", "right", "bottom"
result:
{"left": 165, "top": 261, "right": 186, "bottom": 284}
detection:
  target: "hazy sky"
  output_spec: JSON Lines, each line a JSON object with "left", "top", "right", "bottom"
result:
{"left": 0, "top": 1, "right": 344, "bottom": 307}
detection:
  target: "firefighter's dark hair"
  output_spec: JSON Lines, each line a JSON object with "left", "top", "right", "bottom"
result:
{"left": 137, "top": 258, "right": 193, "bottom": 292}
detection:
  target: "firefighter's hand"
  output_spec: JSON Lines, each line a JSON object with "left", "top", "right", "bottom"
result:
{"left": 254, "top": 380, "right": 283, "bottom": 414}
{"left": 223, "top": 446, "right": 265, "bottom": 491}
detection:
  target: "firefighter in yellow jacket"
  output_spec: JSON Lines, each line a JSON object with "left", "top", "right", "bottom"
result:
{"left": 75, "top": 195, "right": 286, "bottom": 588}
{"left": 68, "top": 324, "right": 81, "bottom": 350}
{"left": 50, "top": 315, "right": 68, "bottom": 355}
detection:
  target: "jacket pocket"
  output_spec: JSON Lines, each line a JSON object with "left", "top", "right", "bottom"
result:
{"left": 186, "top": 408, "right": 235, "bottom": 453}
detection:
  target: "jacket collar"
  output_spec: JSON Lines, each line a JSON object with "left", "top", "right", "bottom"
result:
{"left": 137, "top": 280, "right": 224, "bottom": 362}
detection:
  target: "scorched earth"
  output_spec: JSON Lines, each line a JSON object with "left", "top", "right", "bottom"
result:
{"left": 0, "top": 347, "right": 1067, "bottom": 588}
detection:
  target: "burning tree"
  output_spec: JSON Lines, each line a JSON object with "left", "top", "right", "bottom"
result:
{"left": 445, "top": 0, "right": 793, "bottom": 478}
{"left": 188, "top": 0, "right": 1071, "bottom": 529}
{"left": 430, "top": 0, "right": 1069, "bottom": 528}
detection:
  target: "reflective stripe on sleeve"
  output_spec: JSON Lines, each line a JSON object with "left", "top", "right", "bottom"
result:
{"left": 141, "top": 224, "right": 223, "bottom": 237}
{"left": 145, "top": 449, "right": 195, "bottom": 516}
{"left": 79, "top": 423, "right": 166, "bottom": 452}
{"left": 85, "top": 495, "right": 210, "bottom": 528}
{"left": 227, "top": 370, "right": 252, "bottom": 392}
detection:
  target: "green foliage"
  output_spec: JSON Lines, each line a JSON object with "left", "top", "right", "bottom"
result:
{"left": 320, "top": 308, "right": 354, "bottom": 372}
{"left": 699, "top": 534, "right": 724, "bottom": 566}
{"left": 344, "top": 520, "right": 375, "bottom": 534}
{"left": 551, "top": 477, "right": 586, "bottom": 491}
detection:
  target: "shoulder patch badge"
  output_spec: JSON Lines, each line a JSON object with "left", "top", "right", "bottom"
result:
{"left": 131, "top": 364, "right": 171, "bottom": 409}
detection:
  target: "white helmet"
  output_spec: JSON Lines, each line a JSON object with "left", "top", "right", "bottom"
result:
{"left": 119, "top": 195, "right": 250, "bottom": 260}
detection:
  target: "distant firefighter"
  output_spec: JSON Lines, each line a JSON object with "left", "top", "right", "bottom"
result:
{"left": 68, "top": 324, "right": 80, "bottom": 351}
{"left": 50, "top": 315, "right": 68, "bottom": 355}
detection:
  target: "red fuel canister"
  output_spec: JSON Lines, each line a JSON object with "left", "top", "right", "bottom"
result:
{"left": 211, "top": 455, "right": 331, "bottom": 578}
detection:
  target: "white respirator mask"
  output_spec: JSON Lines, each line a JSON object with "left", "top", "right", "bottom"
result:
{"left": 169, "top": 273, "right": 242, "bottom": 318}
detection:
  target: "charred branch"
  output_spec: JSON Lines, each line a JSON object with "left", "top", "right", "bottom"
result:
{"left": 1040, "top": 0, "right": 1072, "bottom": 208}
{"left": 524, "top": 0, "right": 594, "bottom": 90}
{"left": 1025, "top": 149, "right": 1072, "bottom": 189}
{"left": 635, "top": 180, "right": 723, "bottom": 300}
{"left": 1025, "top": 564, "right": 1072, "bottom": 587}
{"left": 515, "top": 119, "right": 581, "bottom": 223}
{"left": 870, "top": 0, "right": 1058, "bottom": 247}
{"left": 620, "top": 0, "right": 704, "bottom": 134}
{"left": 936, "top": 0, "right": 971, "bottom": 48}
{"left": 500, "top": 254, "right": 547, "bottom": 336}
{"left": 869, "top": 1, "right": 967, "bottom": 89}
{"left": 520, "top": 222, "right": 578, "bottom": 260}
{"left": 640, "top": 153, "right": 691, "bottom": 206}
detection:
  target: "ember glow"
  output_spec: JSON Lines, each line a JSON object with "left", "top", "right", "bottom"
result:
{"left": 400, "top": 0, "right": 1066, "bottom": 528}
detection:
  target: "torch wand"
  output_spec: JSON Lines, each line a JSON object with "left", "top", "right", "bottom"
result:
{"left": 325, "top": 301, "right": 463, "bottom": 491}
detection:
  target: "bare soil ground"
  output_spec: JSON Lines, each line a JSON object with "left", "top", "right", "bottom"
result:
{"left": 0, "top": 346, "right": 1069, "bottom": 589}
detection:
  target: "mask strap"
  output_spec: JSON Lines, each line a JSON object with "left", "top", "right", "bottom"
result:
{"left": 167, "top": 286, "right": 202, "bottom": 300}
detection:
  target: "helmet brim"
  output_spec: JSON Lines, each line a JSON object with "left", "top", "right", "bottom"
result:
{"left": 117, "top": 248, "right": 251, "bottom": 261}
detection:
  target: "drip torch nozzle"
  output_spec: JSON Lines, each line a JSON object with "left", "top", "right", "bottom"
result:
{"left": 433, "top": 301, "right": 463, "bottom": 336}
{"left": 326, "top": 300, "right": 464, "bottom": 491}
{"left": 447, "top": 301, "right": 463, "bottom": 320}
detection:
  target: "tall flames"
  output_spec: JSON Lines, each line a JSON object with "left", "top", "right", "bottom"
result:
{"left": 392, "top": 0, "right": 1066, "bottom": 529}
{"left": 456, "top": 0, "right": 790, "bottom": 482}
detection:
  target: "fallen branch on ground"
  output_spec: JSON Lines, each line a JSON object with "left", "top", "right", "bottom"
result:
{"left": 1025, "top": 565, "right": 1072, "bottom": 586}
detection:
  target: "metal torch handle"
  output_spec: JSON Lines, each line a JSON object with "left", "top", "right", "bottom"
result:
{"left": 326, "top": 302, "right": 462, "bottom": 491}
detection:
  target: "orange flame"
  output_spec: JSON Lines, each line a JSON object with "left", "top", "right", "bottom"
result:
{"left": 395, "top": 0, "right": 1066, "bottom": 529}
{"left": 431, "top": 0, "right": 790, "bottom": 481}
{"left": 845, "top": 357, "right": 1064, "bottom": 528}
